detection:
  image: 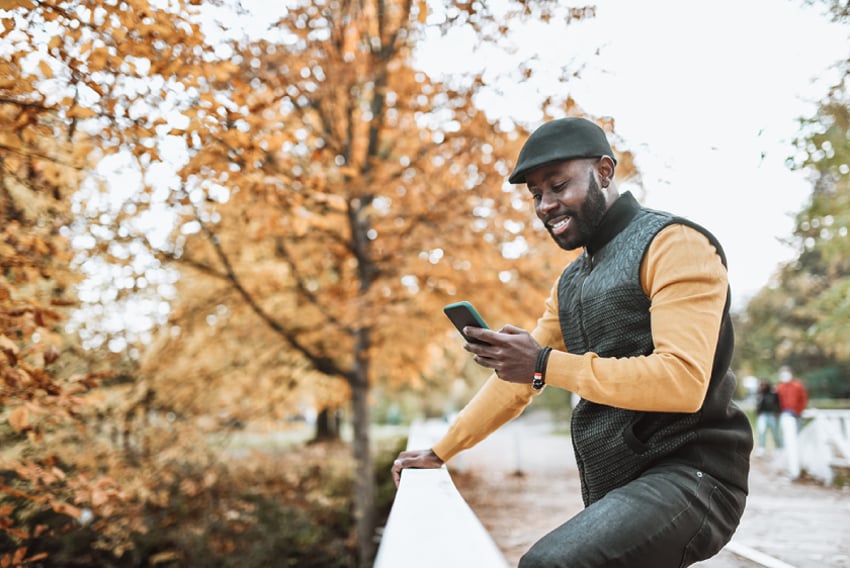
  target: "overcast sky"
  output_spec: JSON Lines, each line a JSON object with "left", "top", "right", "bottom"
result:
{"left": 415, "top": 0, "right": 849, "bottom": 309}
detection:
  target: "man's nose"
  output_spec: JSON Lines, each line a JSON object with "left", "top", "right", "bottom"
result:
{"left": 538, "top": 190, "right": 558, "bottom": 214}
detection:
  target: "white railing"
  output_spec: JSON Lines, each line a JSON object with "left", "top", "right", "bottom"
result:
{"left": 795, "top": 408, "right": 850, "bottom": 484}
{"left": 374, "top": 420, "right": 508, "bottom": 568}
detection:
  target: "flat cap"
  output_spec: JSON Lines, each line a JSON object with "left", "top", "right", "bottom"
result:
{"left": 508, "top": 117, "right": 617, "bottom": 184}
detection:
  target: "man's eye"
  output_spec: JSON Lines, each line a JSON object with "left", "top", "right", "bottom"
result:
{"left": 532, "top": 193, "right": 542, "bottom": 202}
{"left": 553, "top": 182, "right": 567, "bottom": 192}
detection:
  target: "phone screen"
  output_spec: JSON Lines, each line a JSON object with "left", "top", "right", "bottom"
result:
{"left": 443, "top": 301, "right": 490, "bottom": 345}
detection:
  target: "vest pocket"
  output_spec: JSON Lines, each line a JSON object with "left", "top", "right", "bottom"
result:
{"left": 623, "top": 412, "right": 700, "bottom": 455}
{"left": 623, "top": 413, "right": 660, "bottom": 453}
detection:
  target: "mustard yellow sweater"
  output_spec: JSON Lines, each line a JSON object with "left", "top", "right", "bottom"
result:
{"left": 432, "top": 223, "right": 728, "bottom": 462}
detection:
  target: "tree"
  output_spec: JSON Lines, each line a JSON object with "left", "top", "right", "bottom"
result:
{"left": 0, "top": 26, "right": 102, "bottom": 568}
{"left": 5, "top": 1, "right": 639, "bottom": 563}
{"left": 734, "top": 99, "right": 850, "bottom": 392}
{"left": 734, "top": 0, "right": 850, "bottom": 394}
{"left": 125, "top": 3, "right": 630, "bottom": 564}
{"left": 0, "top": 0, "right": 234, "bottom": 562}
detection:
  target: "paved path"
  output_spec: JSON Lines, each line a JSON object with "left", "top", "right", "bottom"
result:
{"left": 450, "top": 412, "right": 850, "bottom": 568}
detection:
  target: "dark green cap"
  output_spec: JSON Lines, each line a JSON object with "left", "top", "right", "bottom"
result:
{"left": 508, "top": 117, "right": 617, "bottom": 184}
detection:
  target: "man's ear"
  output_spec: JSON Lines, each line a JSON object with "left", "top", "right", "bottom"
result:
{"left": 596, "top": 156, "right": 616, "bottom": 187}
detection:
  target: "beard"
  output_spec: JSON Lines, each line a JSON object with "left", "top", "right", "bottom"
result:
{"left": 549, "top": 174, "right": 608, "bottom": 251}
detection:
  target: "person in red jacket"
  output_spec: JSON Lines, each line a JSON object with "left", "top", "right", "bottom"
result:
{"left": 776, "top": 365, "right": 808, "bottom": 478}
{"left": 776, "top": 365, "right": 808, "bottom": 422}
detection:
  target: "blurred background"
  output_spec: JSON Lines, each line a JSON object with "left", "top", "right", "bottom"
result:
{"left": 1, "top": 0, "right": 849, "bottom": 566}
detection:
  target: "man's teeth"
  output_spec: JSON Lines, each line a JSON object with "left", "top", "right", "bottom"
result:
{"left": 551, "top": 218, "right": 569, "bottom": 229}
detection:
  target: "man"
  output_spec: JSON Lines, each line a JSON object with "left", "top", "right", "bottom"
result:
{"left": 754, "top": 379, "right": 782, "bottom": 456}
{"left": 391, "top": 117, "right": 752, "bottom": 567}
{"left": 776, "top": 365, "right": 808, "bottom": 422}
{"left": 776, "top": 365, "right": 808, "bottom": 478}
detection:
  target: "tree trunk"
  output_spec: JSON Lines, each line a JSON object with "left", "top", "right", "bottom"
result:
{"left": 312, "top": 408, "right": 341, "bottom": 442}
{"left": 351, "top": 328, "right": 375, "bottom": 567}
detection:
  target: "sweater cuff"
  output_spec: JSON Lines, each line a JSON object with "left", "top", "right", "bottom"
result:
{"left": 541, "top": 349, "right": 579, "bottom": 392}
{"left": 431, "top": 439, "right": 455, "bottom": 463}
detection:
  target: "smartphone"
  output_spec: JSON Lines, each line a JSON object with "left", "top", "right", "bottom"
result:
{"left": 443, "top": 301, "right": 490, "bottom": 345}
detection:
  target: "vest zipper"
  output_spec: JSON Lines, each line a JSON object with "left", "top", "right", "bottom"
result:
{"left": 578, "top": 254, "right": 593, "bottom": 348}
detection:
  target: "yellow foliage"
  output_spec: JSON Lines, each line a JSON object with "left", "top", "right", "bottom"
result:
{"left": 37, "top": 59, "right": 52, "bottom": 78}
{"left": 66, "top": 105, "right": 97, "bottom": 118}
{"left": 8, "top": 407, "right": 30, "bottom": 432}
{"left": 0, "top": 0, "right": 223, "bottom": 556}
{"left": 417, "top": 0, "right": 428, "bottom": 23}
{"left": 0, "top": 0, "right": 33, "bottom": 8}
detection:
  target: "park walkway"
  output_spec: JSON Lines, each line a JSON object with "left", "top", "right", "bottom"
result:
{"left": 449, "top": 411, "right": 850, "bottom": 568}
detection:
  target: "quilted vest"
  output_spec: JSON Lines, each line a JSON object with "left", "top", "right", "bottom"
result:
{"left": 558, "top": 194, "right": 752, "bottom": 506}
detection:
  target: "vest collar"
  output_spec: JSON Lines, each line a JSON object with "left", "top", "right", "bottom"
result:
{"left": 585, "top": 191, "right": 640, "bottom": 257}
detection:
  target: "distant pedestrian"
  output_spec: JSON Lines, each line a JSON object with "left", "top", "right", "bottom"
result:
{"left": 754, "top": 379, "right": 782, "bottom": 456}
{"left": 776, "top": 365, "right": 808, "bottom": 425}
{"left": 776, "top": 365, "right": 808, "bottom": 478}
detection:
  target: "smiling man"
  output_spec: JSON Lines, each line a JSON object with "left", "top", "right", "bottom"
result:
{"left": 392, "top": 117, "right": 753, "bottom": 567}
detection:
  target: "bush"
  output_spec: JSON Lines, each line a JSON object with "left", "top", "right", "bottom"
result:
{"left": 804, "top": 366, "right": 850, "bottom": 399}
{"left": 1, "top": 437, "right": 407, "bottom": 567}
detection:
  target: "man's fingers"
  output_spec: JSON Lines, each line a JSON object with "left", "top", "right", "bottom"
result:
{"left": 465, "top": 325, "right": 529, "bottom": 345}
{"left": 391, "top": 454, "right": 419, "bottom": 488}
{"left": 392, "top": 458, "right": 403, "bottom": 487}
{"left": 464, "top": 326, "right": 499, "bottom": 343}
{"left": 391, "top": 450, "right": 444, "bottom": 488}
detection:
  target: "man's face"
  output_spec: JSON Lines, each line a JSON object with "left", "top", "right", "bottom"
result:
{"left": 525, "top": 158, "right": 609, "bottom": 251}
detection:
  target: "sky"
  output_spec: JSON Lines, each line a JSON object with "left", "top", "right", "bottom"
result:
{"left": 414, "top": 0, "right": 849, "bottom": 309}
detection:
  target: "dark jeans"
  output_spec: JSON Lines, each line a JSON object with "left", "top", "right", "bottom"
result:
{"left": 518, "top": 464, "right": 747, "bottom": 568}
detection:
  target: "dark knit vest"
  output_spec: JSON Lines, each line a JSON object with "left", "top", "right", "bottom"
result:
{"left": 558, "top": 193, "right": 752, "bottom": 506}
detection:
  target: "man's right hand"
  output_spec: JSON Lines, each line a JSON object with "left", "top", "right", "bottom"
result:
{"left": 391, "top": 448, "right": 444, "bottom": 488}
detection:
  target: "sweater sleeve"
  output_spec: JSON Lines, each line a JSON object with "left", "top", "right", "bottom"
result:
{"left": 431, "top": 283, "right": 566, "bottom": 462}
{"left": 543, "top": 223, "right": 727, "bottom": 412}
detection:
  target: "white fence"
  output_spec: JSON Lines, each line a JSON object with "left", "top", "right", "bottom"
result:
{"left": 374, "top": 420, "right": 508, "bottom": 568}
{"left": 795, "top": 409, "right": 850, "bottom": 484}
